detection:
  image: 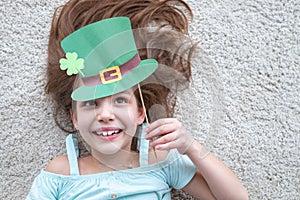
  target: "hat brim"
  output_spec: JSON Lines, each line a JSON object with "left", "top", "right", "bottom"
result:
{"left": 71, "top": 59, "right": 158, "bottom": 101}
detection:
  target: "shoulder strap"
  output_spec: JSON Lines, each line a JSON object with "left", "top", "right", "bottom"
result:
{"left": 139, "top": 123, "right": 149, "bottom": 166}
{"left": 66, "top": 134, "right": 80, "bottom": 176}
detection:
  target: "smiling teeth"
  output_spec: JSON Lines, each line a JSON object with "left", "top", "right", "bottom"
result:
{"left": 97, "top": 130, "right": 119, "bottom": 136}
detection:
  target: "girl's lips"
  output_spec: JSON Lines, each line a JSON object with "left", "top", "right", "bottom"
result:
{"left": 93, "top": 129, "right": 122, "bottom": 136}
{"left": 92, "top": 129, "right": 123, "bottom": 141}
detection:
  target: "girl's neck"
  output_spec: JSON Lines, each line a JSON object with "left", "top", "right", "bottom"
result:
{"left": 91, "top": 149, "right": 139, "bottom": 170}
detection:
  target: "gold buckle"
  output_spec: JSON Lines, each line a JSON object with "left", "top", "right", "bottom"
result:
{"left": 99, "top": 66, "right": 122, "bottom": 84}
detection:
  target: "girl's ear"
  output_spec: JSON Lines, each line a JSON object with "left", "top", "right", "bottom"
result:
{"left": 137, "top": 107, "right": 146, "bottom": 125}
{"left": 70, "top": 109, "right": 78, "bottom": 130}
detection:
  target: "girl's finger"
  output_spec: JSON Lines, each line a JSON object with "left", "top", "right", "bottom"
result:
{"left": 145, "top": 122, "right": 177, "bottom": 140}
{"left": 145, "top": 118, "right": 176, "bottom": 133}
{"left": 149, "top": 132, "right": 178, "bottom": 147}
{"left": 154, "top": 140, "right": 180, "bottom": 151}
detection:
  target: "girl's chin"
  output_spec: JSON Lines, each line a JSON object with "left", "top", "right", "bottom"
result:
{"left": 92, "top": 143, "right": 132, "bottom": 156}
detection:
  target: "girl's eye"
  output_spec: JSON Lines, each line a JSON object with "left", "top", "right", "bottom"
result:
{"left": 82, "top": 100, "right": 96, "bottom": 107}
{"left": 114, "top": 97, "right": 128, "bottom": 104}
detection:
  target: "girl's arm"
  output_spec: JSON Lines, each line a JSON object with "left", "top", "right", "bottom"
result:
{"left": 182, "top": 141, "right": 248, "bottom": 200}
{"left": 145, "top": 118, "right": 248, "bottom": 200}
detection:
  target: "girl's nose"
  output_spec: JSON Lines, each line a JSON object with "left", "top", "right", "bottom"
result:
{"left": 96, "top": 100, "right": 115, "bottom": 122}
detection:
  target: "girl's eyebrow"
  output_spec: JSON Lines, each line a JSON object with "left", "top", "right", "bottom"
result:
{"left": 117, "top": 90, "right": 133, "bottom": 96}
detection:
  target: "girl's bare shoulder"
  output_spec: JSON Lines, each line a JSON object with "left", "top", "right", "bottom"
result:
{"left": 45, "top": 155, "right": 104, "bottom": 175}
{"left": 45, "top": 155, "right": 70, "bottom": 175}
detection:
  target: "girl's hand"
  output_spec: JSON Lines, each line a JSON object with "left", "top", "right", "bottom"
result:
{"left": 145, "top": 118, "right": 194, "bottom": 154}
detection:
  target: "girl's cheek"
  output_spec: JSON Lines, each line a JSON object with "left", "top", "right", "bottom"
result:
{"left": 76, "top": 112, "right": 94, "bottom": 126}
{"left": 121, "top": 109, "right": 138, "bottom": 122}
{"left": 114, "top": 107, "right": 130, "bottom": 117}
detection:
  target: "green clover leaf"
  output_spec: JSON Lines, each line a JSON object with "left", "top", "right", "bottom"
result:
{"left": 59, "top": 52, "right": 85, "bottom": 76}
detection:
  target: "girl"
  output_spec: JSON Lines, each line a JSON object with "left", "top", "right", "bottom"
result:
{"left": 27, "top": 0, "right": 248, "bottom": 199}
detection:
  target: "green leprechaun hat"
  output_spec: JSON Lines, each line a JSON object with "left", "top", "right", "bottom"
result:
{"left": 59, "top": 17, "right": 158, "bottom": 101}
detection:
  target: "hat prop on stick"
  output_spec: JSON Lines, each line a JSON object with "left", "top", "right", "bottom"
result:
{"left": 59, "top": 17, "right": 158, "bottom": 101}
{"left": 59, "top": 17, "right": 158, "bottom": 159}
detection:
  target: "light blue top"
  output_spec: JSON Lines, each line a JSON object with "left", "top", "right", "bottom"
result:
{"left": 27, "top": 128, "right": 197, "bottom": 200}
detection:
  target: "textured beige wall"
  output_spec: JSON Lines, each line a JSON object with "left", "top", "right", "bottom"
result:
{"left": 1, "top": 0, "right": 299, "bottom": 199}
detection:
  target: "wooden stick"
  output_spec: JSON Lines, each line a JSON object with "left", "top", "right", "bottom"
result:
{"left": 137, "top": 84, "right": 157, "bottom": 159}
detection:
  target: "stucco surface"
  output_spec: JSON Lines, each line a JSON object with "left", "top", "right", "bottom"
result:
{"left": 1, "top": 0, "right": 299, "bottom": 199}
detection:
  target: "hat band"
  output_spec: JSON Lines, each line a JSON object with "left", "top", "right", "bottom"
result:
{"left": 82, "top": 54, "right": 141, "bottom": 86}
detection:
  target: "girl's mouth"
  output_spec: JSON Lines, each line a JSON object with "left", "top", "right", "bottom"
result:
{"left": 92, "top": 129, "right": 123, "bottom": 141}
{"left": 93, "top": 129, "right": 122, "bottom": 137}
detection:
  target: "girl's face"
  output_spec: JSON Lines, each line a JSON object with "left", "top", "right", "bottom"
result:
{"left": 72, "top": 88, "right": 145, "bottom": 155}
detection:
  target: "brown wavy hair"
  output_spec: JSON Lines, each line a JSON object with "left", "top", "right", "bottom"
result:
{"left": 45, "top": 0, "right": 196, "bottom": 133}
